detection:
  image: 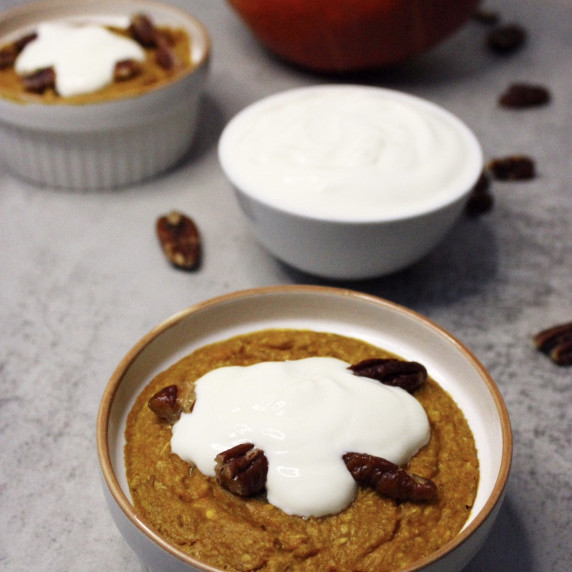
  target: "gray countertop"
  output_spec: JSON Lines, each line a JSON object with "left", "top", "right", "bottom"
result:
{"left": 1, "top": 0, "right": 570, "bottom": 570}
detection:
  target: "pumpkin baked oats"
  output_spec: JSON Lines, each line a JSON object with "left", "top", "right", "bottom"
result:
{"left": 125, "top": 329, "right": 479, "bottom": 571}
{"left": 0, "top": 14, "right": 193, "bottom": 104}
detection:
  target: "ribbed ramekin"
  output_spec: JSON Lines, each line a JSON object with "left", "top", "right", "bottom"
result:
{"left": 0, "top": 0, "right": 210, "bottom": 190}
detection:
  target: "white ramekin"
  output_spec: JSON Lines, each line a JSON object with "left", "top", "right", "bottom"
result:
{"left": 0, "top": 0, "right": 210, "bottom": 190}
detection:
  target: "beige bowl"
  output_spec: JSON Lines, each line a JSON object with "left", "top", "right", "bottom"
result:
{"left": 0, "top": 0, "right": 210, "bottom": 190}
{"left": 97, "top": 285, "right": 512, "bottom": 572}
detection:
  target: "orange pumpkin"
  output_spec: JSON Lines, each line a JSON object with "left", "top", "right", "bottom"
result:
{"left": 226, "top": 0, "right": 482, "bottom": 73}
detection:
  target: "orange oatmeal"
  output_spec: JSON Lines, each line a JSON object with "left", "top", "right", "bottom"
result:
{"left": 125, "top": 329, "right": 479, "bottom": 571}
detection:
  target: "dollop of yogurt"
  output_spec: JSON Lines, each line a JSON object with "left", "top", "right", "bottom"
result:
{"left": 171, "top": 357, "right": 430, "bottom": 518}
{"left": 218, "top": 86, "right": 482, "bottom": 220}
{"left": 15, "top": 22, "right": 145, "bottom": 97}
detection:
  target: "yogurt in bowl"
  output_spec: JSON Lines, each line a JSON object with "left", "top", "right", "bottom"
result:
{"left": 218, "top": 85, "right": 483, "bottom": 279}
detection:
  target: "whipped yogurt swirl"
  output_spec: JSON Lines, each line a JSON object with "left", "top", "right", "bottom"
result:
{"left": 219, "top": 86, "right": 482, "bottom": 220}
{"left": 171, "top": 357, "right": 430, "bottom": 518}
{"left": 15, "top": 22, "right": 145, "bottom": 97}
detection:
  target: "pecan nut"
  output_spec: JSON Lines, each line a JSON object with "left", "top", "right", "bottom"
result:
{"left": 21, "top": 67, "right": 56, "bottom": 93}
{"left": 499, "top": 83, "right": 551, "bottom": 109}
{"left": 129, "top": 13, "right": 160, "bottom": 47}
{"left": 156, "top": 211, "right": 201, "bottom": 270}
{"left": 487, "top": 24, "right": 527, "bottom": 54}
{"left": 215, "top": 443, "right": 268, "bottom": 497}
{"left": 472, "top": 8, "right": 500, "bottom": 25}
{"left": 343, "top": 452, "right": 437, "bottom": 502}
{"left": 148, "top": 385, "right": 181, "bottom": 423}
{"left": 155, "top": 37, "right": 180, "bottom": 71}
{"left": 533, "top": 322, "right": 572, "bottom": 366}
{"left": 349, "top": 358, "right": 427, "bottom": 394}
{"left": 488, "top": 155, "right": 535, "bottom": 181}
{"left": 465, "top": 171, "right": 494, "bottom": 216}
{"left": 113, "top": 59, "right": 142, "bottom": 81}
{"left": 0, "top": 32, "right": 37, "bottom": 69}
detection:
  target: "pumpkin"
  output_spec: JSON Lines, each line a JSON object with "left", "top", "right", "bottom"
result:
{"left": 226, "top": 0, "right": 482, "bottom": 73}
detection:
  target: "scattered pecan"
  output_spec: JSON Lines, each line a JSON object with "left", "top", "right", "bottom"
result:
{"left": 215, "top": 443, "right": 269, "bottom": 497}
{"left": 533, "top": 322, "right": 572, "bottom": 366}
{"left": 343, "top": 452, "right": 437, "bottom": 502}
{"left": 487, "top": 24, "right": 527, "bottom": 54}
{"left": 113, "top": 59, "right": 142, "bottom": 81}
{"left": 488, "top": 155, "right": 535, "bottom": 181}
{"left": 499, "top": 83, "right": 551, "bottom": 109}
{"left": 21, "top": 66, "right": 56, "bottom": 93}
{"left": 148, "top": 384, "right": 181, "bottom": 423}
{"left": 473, "top": 8, "right": 500, "bottom": 25}
{"left": 465, "top": 171, "right": 494, "bottom": 216}
{"left": 349, "top": 358, "right": 427, "bottom": 394}
{"left": 156, "top": 211, "right": 201, "bottom": 271}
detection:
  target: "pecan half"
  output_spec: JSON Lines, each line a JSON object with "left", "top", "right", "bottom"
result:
{"left": 472, "top": 8, "right": 500, "bottom": 25}
{"left": 156, "top": 211, "right": 201, "bottom": 271}
{"left": 499, "top": 83, "right": 551, "bottom": 109}
{"left": 155, "top": 36, "right": 180, "bottom": 70}
{"left": 487, "top": 24, "right": 527, "bottom": 54}
{"left": 114, "top": 58, "right": 142, "bottom": 81}
{"left": 215, "top": 443, "right": 268, "bottom": 497}
{"left": 21, "top": 67, "right": 56, "bottom": 93}
{"left": 343, "top": 452, "right": 437, "bottom": 502}
{"left": 488, "top": 155, "right": 535, "bottom": 181}
{"left": 349, "top": 358, "right": 427, "bottom": 394}
{"left": 465, "top": 171, "right": 494, "bottom": 216}
{"left": 129, "top": 13, "right": 160, "bottom": 47}
{"left": 0, "top": 45, "right": 17, "bottom": 69}
{"left": 533, "top": 322, "right": 572, "bottom": 366}
{"left": 148, "top": 384, "right": 181, "bottom": 423}
{"left": 0, "top": 32, "right": 37, "bottom": 68}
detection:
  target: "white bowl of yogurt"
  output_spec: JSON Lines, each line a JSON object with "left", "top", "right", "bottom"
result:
{"left": 0, "top": 0, "right": 210, "bottom": 190}
{"left": 97, "top": 285, "right": 512, "bottom": 572}
{"left": 218, "top": 85, "right": 483, "bottom": 279}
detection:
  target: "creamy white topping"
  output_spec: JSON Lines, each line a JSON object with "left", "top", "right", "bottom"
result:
{"left": 171, "top": 357, "right": 430, "bottom": 518}
{"left": 15, "top": 22, "right": 145, "bottom": 97}
{"left": 219, "top": 86, "right": 482, "bottom": 220}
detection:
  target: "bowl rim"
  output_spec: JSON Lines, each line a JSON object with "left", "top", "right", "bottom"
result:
{"left": 218, "top": 84, "right": 484, "bottom": 224}
{"left": 0, "top": 0, "right": 211, "bottom": 108}
{"left": 97, "top": 284, "right": 512, "bottom": 572}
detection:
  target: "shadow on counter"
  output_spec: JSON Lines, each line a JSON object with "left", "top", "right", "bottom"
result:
{"left": 281, "top": 215, "right": 499, "bottom": 312}
{"left": 463, "top": 495, "right": 533, "bottom": 571}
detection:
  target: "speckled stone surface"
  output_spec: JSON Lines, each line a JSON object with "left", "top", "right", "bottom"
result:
{"left": 0, "top": 0, "right": 570, "bottom": 570}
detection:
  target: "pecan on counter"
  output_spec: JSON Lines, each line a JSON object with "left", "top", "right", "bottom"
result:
{"left": 156, "top": 210, "right": 201, "bottom": 271}
{"left": 465, "top": 171, "right": 494, "bottom": 216}
{"left": 487, "top": 24, "right": 527, "bottom": 54}
{"left": 499, "top": 83, "right": 551, "bottom": 109}
{"left": 488, "top": 155, "right": 536, "bottom": 181}
{"left": 533, "top": 322, "right": 572, "bottom": 366}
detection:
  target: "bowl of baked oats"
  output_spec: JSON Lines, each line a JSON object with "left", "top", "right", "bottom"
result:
{"left": 0, "top": 0, "right": 210, "bottom": 190}
{"left": 97, "top": 285, "right": 512, "bottom": 572}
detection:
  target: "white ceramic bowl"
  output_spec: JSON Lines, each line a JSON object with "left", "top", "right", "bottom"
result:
{"left": 0, "top": 0, "right": 210, "bottom": 190}
{"left": 218, "top": 85, "right": 483, "bottom": 280}
{"left": 97, "top": 285, "right": 512, "bottom": 572}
